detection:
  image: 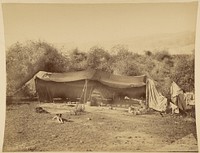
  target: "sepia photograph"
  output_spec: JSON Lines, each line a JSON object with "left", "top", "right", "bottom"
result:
{"left": 0, "top": 0, "right": 199, "bottom": 152}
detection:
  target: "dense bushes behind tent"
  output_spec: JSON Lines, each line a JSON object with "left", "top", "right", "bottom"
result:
{"left": 6, "top": 41, "right": 194, "bottom": 99}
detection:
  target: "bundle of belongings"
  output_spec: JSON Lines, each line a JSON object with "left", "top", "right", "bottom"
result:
{"left": 128, "top": 100, "right": 147, "bottom": 115}
{"left": 169, "top": 81, "right": 195, "bottom": 115}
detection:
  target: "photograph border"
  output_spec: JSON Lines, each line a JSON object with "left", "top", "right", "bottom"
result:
{"left": 0, "top": 0, "right": 199, "bottom": 152}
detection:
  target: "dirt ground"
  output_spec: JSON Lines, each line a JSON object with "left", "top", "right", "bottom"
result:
{"left": 3, "top": 101, "right": 198, "bottom": 152}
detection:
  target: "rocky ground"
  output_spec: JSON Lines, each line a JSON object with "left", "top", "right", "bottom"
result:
{"left": 3, "top": 101, "right": 198, "bottom": 152}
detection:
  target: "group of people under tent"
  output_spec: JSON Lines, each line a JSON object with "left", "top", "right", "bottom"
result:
{"left": 169, "top": 81, "right": 195, "bottom": 116}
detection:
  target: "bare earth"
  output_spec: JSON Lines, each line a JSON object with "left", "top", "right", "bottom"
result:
{"left": 3, "top": 102, "right": 198, "bottom": 152}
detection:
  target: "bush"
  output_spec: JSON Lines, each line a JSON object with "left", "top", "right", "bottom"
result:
{"left": 6, "top": 40, "right": 70, "bottom": 96}
{"left": 171, "top": 55, "right": 194, "bottom": 92}
{"left": 87, "top": 46, "right": 113, "bottom": 72}
{"left": 69, "top": 48, "right": 88, "bottom": 71}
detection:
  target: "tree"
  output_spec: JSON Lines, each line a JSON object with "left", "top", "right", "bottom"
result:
{"left": 69, "top": 48, "right": 88, "bottom": 71}
{"left": 171, "top": 54, "right": 194, "bottom": 92}
{"left": 154, "top": 50, "right": 172, "bottom": 61}
{"left": 144, "top": 50, "right": 153, "bottom": 56}
{"left": 112, "top": 46, "right": 134, "bottom": 75}
{"left": 6, "top": 40, "right": 70, "bottom": 96}
{"left": 111, "top": 44, "right": 129, "bottom": 55}
{"left": 87, "top": 46, "right": 113, "bottom": 72}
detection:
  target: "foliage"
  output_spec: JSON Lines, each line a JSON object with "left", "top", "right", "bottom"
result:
{"left": 171, "top": 55, "right": 194, "bottom": 92}
{"left": 69, "top": 48, "right": 88, "bottom": 71}
{"left": 154, "top": 50, "right": 172, "bottom": 62}
{"left": 87, "top": 46, "right": 113, "bottom": 72}
{"left": 6, "top": 40, "right": 70, "bottom": 96}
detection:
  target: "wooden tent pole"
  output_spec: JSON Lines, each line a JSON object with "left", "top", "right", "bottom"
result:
{"left": 80, "top": 81, "right": 86, "bottom": 103}
{"left": 83, "top": 79, "right": 88, "bottom": 104}
{"left": 146, "top": 78, "right": 149, "bottom": 108}
{"left": 88, "top": 87, "right": 93, "bottom": 101}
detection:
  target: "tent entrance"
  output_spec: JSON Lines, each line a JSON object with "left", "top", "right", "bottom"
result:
{"left": 89, "top": 89, "right": 105, "bottom": 106}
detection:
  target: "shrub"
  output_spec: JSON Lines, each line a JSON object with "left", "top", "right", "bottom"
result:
{"left": 6, "top": 40, "right": 70, "bottom": 96}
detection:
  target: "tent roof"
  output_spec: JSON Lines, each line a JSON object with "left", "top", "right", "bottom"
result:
{"left": 35, "top": 70, "right": 146, "bottom": 88}
{"left": 35, "top": 70, "right": 96, "bottom": 82}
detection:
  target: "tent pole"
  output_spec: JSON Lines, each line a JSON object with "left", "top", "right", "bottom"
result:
{"left": 146, "top": 78, "right": 148, "bottom": 108}
{"left": 83, "top": 79, "right": 88, "bottom": 104}
{"left": 88, "top": 86, "right": 93, "bottom": 101}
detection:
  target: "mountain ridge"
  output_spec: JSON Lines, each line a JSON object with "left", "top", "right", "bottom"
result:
{"left": 55, "top": 31, "right": 195, "bottom": 54}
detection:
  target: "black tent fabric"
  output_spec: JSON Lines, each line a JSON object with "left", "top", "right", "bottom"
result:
{"left": 36, "top": 70, "right": 146, "bottom": 87}
{"left": 35, "top": 70, "right": 146, "bottom": 103}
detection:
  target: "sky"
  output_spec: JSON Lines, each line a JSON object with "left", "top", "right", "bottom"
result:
{"left": 2, "top": 2, "right": 198, "bottom": 51}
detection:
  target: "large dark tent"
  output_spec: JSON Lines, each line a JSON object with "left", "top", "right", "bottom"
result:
{"left": 35, "top": 70, "right": 146, "bottom": 102}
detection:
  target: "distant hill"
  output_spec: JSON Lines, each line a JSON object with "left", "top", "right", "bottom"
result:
{"left": 119, "top": 31, "right": 195, "bottom": 54}
{"left": 55, "top": 31, "right": 195, "bottom": 54}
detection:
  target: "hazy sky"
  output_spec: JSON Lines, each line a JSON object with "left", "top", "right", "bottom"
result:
{"left": 2, "top": 2, "right": 198, "bottom": 48}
